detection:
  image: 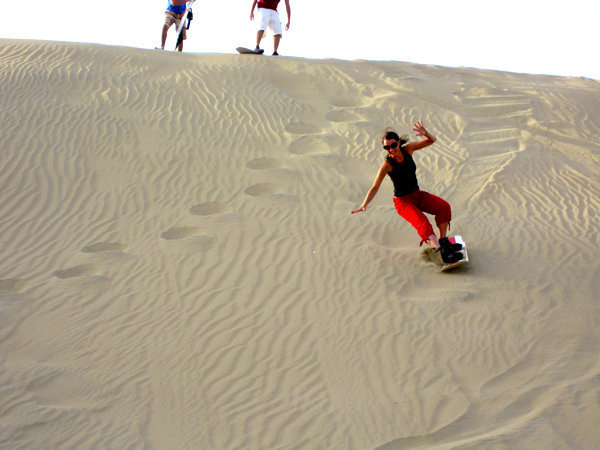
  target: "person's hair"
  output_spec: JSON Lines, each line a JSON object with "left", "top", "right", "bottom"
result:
{"left": 381, "top": 128, "right": 409, "bottom": 147}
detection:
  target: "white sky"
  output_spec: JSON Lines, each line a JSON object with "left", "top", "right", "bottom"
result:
{"left": 2, "top": 0, "right": 599, "bottom": 79}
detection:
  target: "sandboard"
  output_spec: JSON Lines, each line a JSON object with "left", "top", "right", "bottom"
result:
{"left": 423, "top": 236, "right": 469, "bottom": 272}
{"left": 236, "top": 47, "right": 264, "bottom": 55}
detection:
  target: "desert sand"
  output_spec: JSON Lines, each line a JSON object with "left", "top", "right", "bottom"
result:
{"left": 1, "top": 39, "right": 599, "bottom": 448}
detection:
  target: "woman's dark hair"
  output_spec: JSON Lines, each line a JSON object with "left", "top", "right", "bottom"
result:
{"left": 381, "top": 128, "right": 409, "bottom": 146}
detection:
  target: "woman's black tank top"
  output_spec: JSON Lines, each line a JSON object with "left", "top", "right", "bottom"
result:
{"left": 386, "top": 148, "right": 419, "bottom": 197}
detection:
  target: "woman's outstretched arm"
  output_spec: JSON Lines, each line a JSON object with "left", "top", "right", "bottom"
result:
{"left": 351, "top": 162, "right": 390, "bottom": 214}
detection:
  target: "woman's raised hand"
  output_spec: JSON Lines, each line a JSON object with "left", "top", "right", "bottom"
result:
{"left": 412, "top": 121, "right": 427, "bottom": 137}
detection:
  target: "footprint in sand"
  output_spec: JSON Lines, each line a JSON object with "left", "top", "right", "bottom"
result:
{"left": 0, "top": 278, "right": 27, "bottom": 292}
{"left": 244, "top": 182, "right": 283, "bottom": 197}
{"left": 288, "top": 135, "right": 341, "bottom": 156}
{"left": 330, "top": 97, "right": 363, "bottom": 108}
{"left": 53, "top": 264, "right": 99, "bottom": 280}
{"left": 285, "top": 122, "right": 322, "bottom": 135}
{"left": 190, "top": 201, "right": 230, "bottom": 216}
{"left": 246, "top": 157, "right": 285, "bottom": 170}
{"left": 325, "top": 110, "right": 361, "bottom": 123}
{"left": 160, "top": 226, "right": 215, "bottom": 249}
{"left": 161, "top": 226, "right": 203, "bottom": 240}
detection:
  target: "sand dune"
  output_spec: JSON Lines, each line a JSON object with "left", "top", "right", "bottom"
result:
{"left": 1, "top": 39, "right": 599, "bottom": 448}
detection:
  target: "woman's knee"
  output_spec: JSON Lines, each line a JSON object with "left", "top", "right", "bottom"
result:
{"left": 435, "top": 200, "right": 451, "bottom": 225}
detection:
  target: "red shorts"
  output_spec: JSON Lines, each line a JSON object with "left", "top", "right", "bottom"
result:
{"left": 393, "top": 190, "right": 452, "bottom": 245}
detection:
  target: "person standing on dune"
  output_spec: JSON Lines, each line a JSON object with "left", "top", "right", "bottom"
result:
{"left": 351, "top": 121, "right": 463, "bottom": 264}
{"left": 250, "top": 0, "right": 291, "bottom": 55}
{"left": 158, "top": 0, "right": 190, "bottom": 52}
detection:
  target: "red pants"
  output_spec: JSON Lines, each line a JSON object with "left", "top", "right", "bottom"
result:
{"left": 393, "top": 190, "right": 452, "bottom": 245}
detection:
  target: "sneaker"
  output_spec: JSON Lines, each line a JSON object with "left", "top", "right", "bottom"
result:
{"left": 440, "top": 247, "right": 463, "bottom": 264}
{"left": 272, "top": 51, "right": 279, "bottom": 56}
{"left": 254, "top": 46, "right": 264, "bottom": 54}
{"left": 155, "top": 46, "right": 164, "bottom": 50}
{"left": 439, "top": 237, "right": 462, "bottom": 253}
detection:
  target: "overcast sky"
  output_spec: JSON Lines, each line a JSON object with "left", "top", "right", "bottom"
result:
{"left": 2, "top": 0, "right": 599, "bottom": 79}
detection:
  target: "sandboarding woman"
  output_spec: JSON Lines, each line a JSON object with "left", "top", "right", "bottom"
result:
{"left": 351, "top": 121, "right": 463, "bottom": 263}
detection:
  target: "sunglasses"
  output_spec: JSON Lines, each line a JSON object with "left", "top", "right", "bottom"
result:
{"left": 383, "top": 141, "right": 399, "bottom": 151}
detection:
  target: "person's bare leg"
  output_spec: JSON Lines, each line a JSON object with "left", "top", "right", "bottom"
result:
{"left": 161, "top": 24, "right": 169, "bottom": 48}
{"left": 273, "top": 34, "right": 282, "bottom": 53}
{"left": 426, "top": 234, "right": 440, "bottom": 249}
{"left": 255, "top": 30, "right": 264, "bottom": 49}
{"left": 437, "top": 222, "right": 449, "bottom": 239}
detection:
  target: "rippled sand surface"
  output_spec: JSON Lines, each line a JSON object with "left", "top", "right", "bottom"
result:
{"left": 1, "top": 39, "right": 599, "bottom": 448}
